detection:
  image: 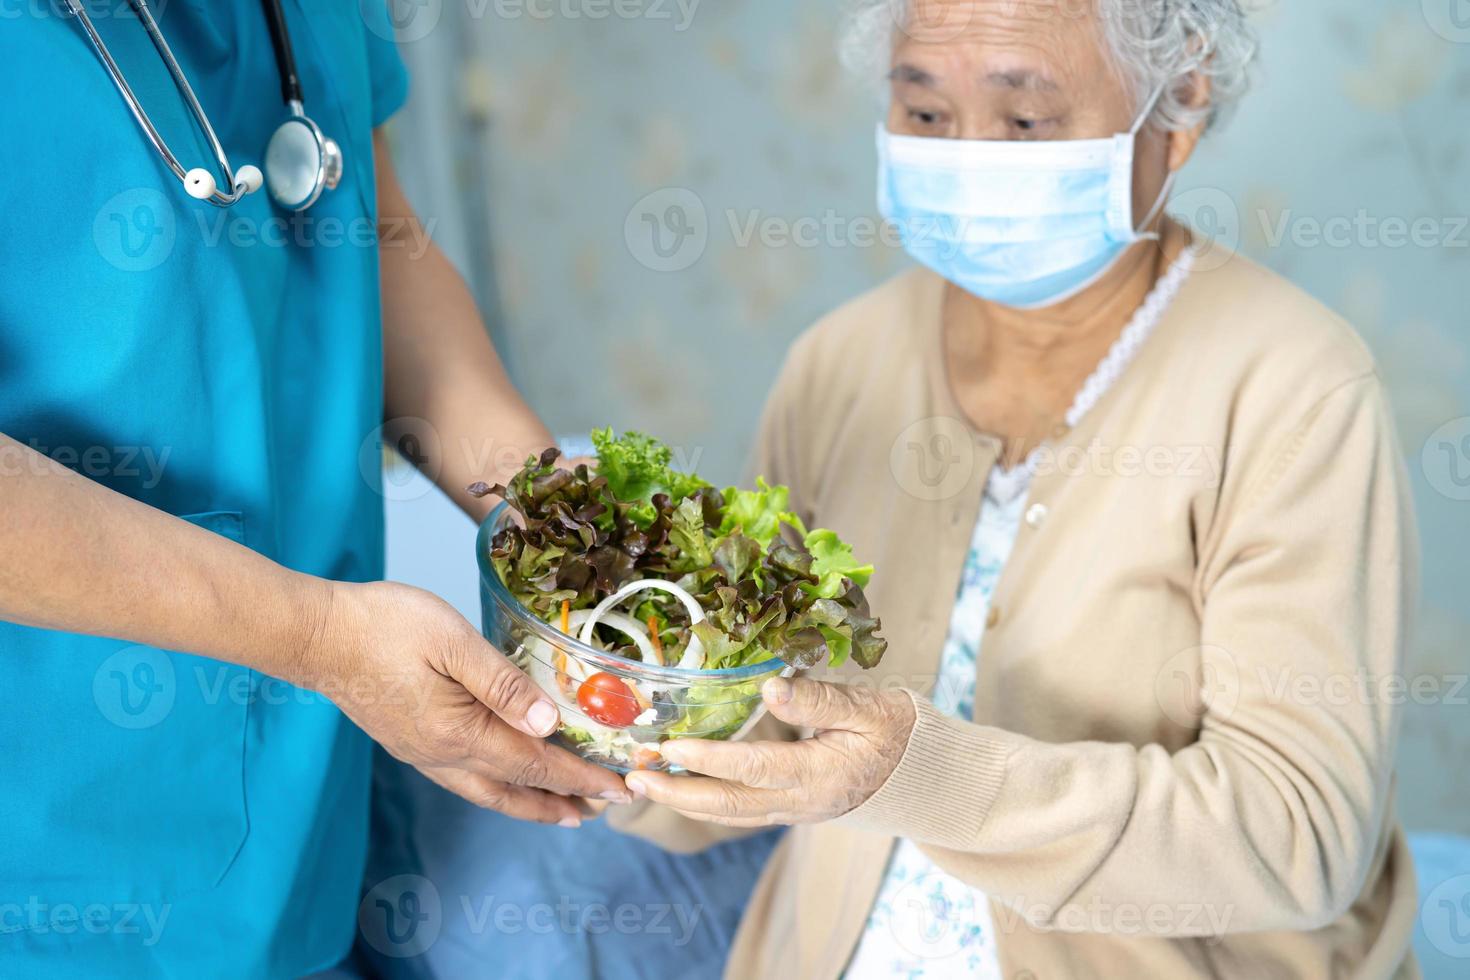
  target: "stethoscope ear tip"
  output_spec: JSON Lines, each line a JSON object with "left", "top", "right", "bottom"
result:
{"left": 183, "top": 168, "right": 218, "bottom": 201}
{"left": 236, "top": 165, "right": 265, "bottom": 196}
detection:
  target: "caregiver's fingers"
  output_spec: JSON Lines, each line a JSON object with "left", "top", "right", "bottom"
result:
{"left": 762, "top": 675, "right": 906, "bottom": 734}
{"left": 624, "top": 769, "right": 785, "bottom": 820}
{"left": 658, "top": 737, "right": 806, "bottom": 790}
{"left": 463, "top": 713, "right": 631, "bottom": 803}
{"left": 418, "top": 766, "right": 586, "bottom": 827}
{"left": 443, "top": 632, "right": 563, "bottom": 739}
{"left": 578, "top": 797, "right": 613, "bottom": 819}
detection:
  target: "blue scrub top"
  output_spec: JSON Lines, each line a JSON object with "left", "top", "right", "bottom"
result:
{"left": 0, "top": 2, "right": 407, "bottom": 976}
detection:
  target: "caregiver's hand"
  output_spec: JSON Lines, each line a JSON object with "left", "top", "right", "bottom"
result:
{"left": 624, "top": 676, "right": 916, "bottom": 827}
{"left": 306, "top": 580, "right": 631, "bottom": 825}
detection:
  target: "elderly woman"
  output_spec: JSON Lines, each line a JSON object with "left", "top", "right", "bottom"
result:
{"left": 610, "top": 0, "right": 1420, "bottom": 978}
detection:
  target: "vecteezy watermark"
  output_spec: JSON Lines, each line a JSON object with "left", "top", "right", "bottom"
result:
{"left": 192, "top": 211, "right": 437, "bottom": 260}
{"left": 1154, "top": 644, "right": 1241, "bottom": 729}
{"left": 1421, "top": 873, "right": 1470, "bottom": 959}
{"left": 476, "top": 0, "right": 701, "bottom": 29}
{"left": 889, "top": 416, "right": 977, "bottom": 502}
{"left": 883, "top": 868, "right": 991, "bottom": 961}
{"left": 1422, "top": 416, "right": 1470, "bottom": 501}
{"left": 0, "top": 439, "right": 171, "bottom": 489}
{"left": 989, "top": 895, "right": 1234, "bottom": 943}
{"left": 873, "top": 0, "right": 1211, "bottom": 51}
{"left": 360, "top": 416, "right": 444, "bottom": 502}
{"left": 92, "top": 649, "right": 438, "bottom": 730}
{"left": 1029, "top": 439, "right": 1223, "bottom": 487}
{"left": 0, "top": 898, "right": 171, "bottom": 946}
{"left": 358, "top": 876, "right": 703, "bottom": 958}
{"left": 1257, "top": 668, "right": 1470, "bottom": 708}
{"left": 624, "top": 187, "right": 708, "bottom": 273}
{"left": 1257, "top": 209, "right": 1470, "bottom": 251}
{"left": 458, "top": 894, "right": 702, "bottom": 944}
{"left": 93, "top": 646, "right": 178, "bottom": 730}
{"left": 365, "top": 0, "right": 700, "bottom": 44}
{"left": 93, "top": 188, "right": 177, "bottom": 273}
{"left": 196, "top": 666, "right": 436, "bottom": 716}
{"left": 359, "top": 875, "right": 443, "bottom": 959}
{"left": 1168, "top": 186, "right": 1241, "bottom": 271}
{"left": 0, "top": 0, "right": 172, "bottom": 20}
{"left": 626, "top": 184, "right": 1468, "bottom": 275}
{"left": 1155, "top": 645, "right": 1470, "bottom": 727}
{"left": 888, "top": 418, "right": 1225, "bottom": 502}
{"left": 1421, "top": 0, "right": 1470, "bottom": 43}
{"left": 92, "top": 194, "right": 437, "bottom": 271}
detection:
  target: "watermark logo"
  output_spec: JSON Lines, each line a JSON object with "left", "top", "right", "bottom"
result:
{"left": 0, "top": 898, "right": 171, "bottom": 945}
{"left": 359, "top": 874, "right": 443, "bottom": 958}
{"left": 92, "top": 646, "right": 176, "bottom": 729}
{"left": 889, "top": 416, "right": 975, "bottom": 501}
{"left": 1422, "top": 416, "right": 1470, "bottom": 501}
{"left": 368, "top": 0, "right": 443, "bottom": 42}
{"left": 1168, "top": 186, "right": 1240, "bottom": 271}
{"left": 1154, "top": 644, "right": 1240, "bottom": 728}
{"left": 1422, "top": 873, "right": 1470, "bottom": 958}
{"left": 1422, "top": 0, "right": 1470, "bottom": 43}
{"left": 360, "top": 417, "right": 443, "bottom": 502}
{"left": 886, "top": 869, "right": 983, "bottom": 960}
{"left": 893, "top": 0, "right": 976, "bottom": 44}
{"left": 0, "top": 0, "right": 172, "bottom": 20}
{"left": 93, "top": 188, "right": 176, "bottom": 272}
{"left": 624, "top": 187, "right": 707, "bottom": 272}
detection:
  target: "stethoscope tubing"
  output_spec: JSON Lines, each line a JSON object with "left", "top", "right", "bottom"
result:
{"left": 67, "top": 0, "right": 333, "bottom": 210}
{"left": 260, "top": 0, "right": 304, "bottom": 106}
{"left": 68, "top": 0, "right": 247, "bottom": 207}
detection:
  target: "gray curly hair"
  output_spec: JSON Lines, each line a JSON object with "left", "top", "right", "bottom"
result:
{"left": 840, "top": 0, "right": 1258, "bottom": 133}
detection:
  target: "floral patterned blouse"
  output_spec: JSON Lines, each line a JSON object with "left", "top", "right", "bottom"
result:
{"left": 844, "top": 464, "right": 1033, "bottom": 979}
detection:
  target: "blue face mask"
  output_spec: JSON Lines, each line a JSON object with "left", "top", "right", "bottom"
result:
{"left": 877, "top": 88, "right": 1175, "bottom": 309}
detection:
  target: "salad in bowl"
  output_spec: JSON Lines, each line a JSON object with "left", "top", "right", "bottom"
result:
{"left": 472, "top": 430, "right": 887, "bottom": 772}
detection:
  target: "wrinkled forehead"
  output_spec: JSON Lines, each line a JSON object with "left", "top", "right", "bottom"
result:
{"left": 892, "top": 0, "right": 1123, "bottom": 94}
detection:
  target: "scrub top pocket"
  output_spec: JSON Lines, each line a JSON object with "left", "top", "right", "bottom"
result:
{"left": 0, "top": 511, "right": 255, "bottom": 927}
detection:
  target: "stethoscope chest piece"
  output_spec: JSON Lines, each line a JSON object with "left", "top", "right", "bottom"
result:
{"left": 264, "top": 107, "right": 343, "bottom": 211}
{"left": 69, "top": 0, "right": 342, "bottom": 212}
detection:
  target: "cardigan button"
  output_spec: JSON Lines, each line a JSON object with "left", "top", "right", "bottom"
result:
{"left": 986, "top": 605, "right": 1001, "bottom": 629}
{"left": 1025, "top": 502, "right": 1048, "bottom": 528}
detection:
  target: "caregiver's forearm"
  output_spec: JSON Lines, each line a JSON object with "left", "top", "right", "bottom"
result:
{"left": 0, "top": 432, "right": 326, "bottom": 685}
{"left": 375, "top": 132, "right": 553, "bottom": 522}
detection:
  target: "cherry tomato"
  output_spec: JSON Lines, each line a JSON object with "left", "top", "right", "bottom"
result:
{"left": 576, "top": 672, "right": 640, "bottom": 728}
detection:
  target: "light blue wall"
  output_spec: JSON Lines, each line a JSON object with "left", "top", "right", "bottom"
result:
{"left": 382, "top": 0, "right": 1470, "bottom": 838}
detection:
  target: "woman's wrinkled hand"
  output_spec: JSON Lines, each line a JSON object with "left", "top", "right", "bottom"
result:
{"left": 623, "top": 676, "right": 916, "bottom": 827}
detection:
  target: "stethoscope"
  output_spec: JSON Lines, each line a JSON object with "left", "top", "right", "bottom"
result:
{"left": 64, "top": 0, "right": 342, "bottom": 210}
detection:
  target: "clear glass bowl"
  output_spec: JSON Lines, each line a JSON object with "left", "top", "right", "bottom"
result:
{"left": 477, "top": 503, "right": 790, "bottom": 773}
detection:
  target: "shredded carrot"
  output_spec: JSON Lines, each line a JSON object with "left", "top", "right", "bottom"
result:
{"left": 629, "top": 683, "right": 652, "bottom": 711}
{"left": 560, "top": 599, "right": 570, "bottom": 635}
{"left": 647, "top": 616, "right": 664, "bottom": 662}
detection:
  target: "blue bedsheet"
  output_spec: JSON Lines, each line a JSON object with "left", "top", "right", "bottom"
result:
{"left": 352, "top": 749, "right": 780, "bottom": 980}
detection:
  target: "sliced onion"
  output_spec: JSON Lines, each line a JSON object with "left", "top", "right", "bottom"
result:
{"left": 580, "top": 579, "right": 706, "bottom": 668}
{"left": 566, "top": 608, "right": 660, "bottom": 664}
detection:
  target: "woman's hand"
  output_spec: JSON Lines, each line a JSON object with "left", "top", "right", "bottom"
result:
{"left": 623, "top": 676, "right": 916, "bottom": 827}
{"left": 304, "top": 580, "right": 631, "bottom": 825}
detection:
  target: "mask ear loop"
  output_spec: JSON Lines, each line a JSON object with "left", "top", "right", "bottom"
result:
{"left": 1129, "top": 81, "right": 1168, "bottom": 136}
{"left": 1129, "top": 81, "right": 1174, "bottom": 242}
{"left": 1135, "top": 171, "right": 1177, "bottom": 242}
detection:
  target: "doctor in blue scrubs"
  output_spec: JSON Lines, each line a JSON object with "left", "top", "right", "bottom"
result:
{"left": 0, "top": 2, "right": 628, "bottom": 976}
